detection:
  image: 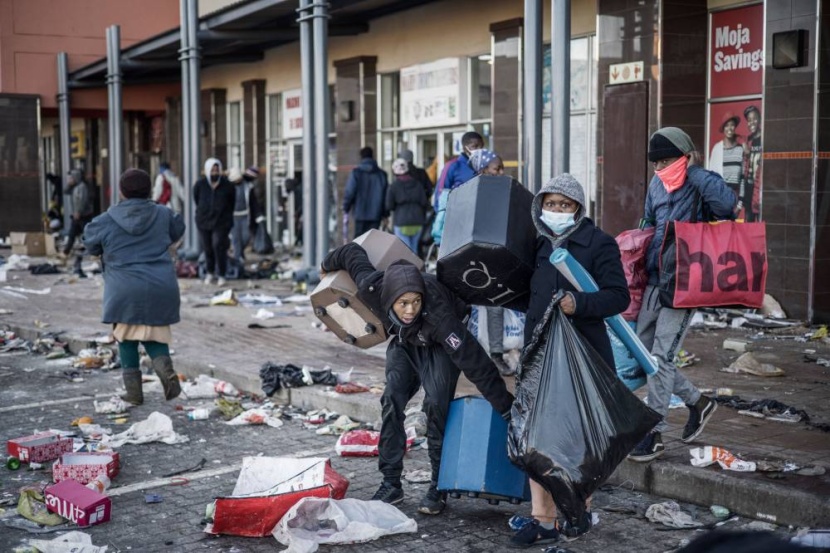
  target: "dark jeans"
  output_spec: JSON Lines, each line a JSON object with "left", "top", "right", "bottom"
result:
{"left": 199, "top": 227, "right": 230, "bottom": 277}
{"left": 354, "top": 219, "right": 380, "bottom": 238}
{"left": 63, "top": 215, "right": 92, "bottom": 254}
{"left": 379, "top": 339, "right": 460, "bottom": 485}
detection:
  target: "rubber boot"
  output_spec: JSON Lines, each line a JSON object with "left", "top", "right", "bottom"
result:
{"left": 121, "top": 370, "right": 144, "bottom": 405}
{"left": 152, "top": 356, "right": 181, "bottom": 400}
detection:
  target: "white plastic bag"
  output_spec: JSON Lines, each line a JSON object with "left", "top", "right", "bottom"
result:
{"left": 468, "top": 306, "right": 526, "bottom": 352}
{"left": 106, "top": 412, "right": 188, "bottom": 447}
{"left": 27, "top": 530, "right": 108, "bottom": 553}
{"left": 272, "top": 497, "right": 417, "bottom": 553}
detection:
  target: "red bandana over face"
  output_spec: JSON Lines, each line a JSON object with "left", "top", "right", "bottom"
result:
{"left": 656, "top": 156, "right": 687, "bottom": 193}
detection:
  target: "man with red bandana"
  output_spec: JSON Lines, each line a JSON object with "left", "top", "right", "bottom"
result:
{"left": 628, "top": 127, "right": 737, "bottom": 462}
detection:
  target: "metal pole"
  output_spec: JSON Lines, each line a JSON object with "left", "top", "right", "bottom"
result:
{"left": 107, "top": 25, "right": 123, "bottom": 204}
{"left": 106, "top": 28, "right": 115, "bottom": 206}
{"left": 552, "top": 0, "right": 571, "bottom": 176}
{"left": 523, "top": 0, "right": 543, "bottom": 192}
{"left": 187, "top": 0, "right": 202, "bottom": 250}
{"left": 312, "top": 1, "right": 330, "bottom": 263}
{"left": 179, "top": 0, "right": 194, "bottom": 250}
{"left": 298, "top": 0, "right": 316, "bottom": 265}
{"left": 57, "top": 52, "right": 73, "bottom": 230}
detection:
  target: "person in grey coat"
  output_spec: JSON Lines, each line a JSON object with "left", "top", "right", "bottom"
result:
{"left": 62, "top": 169, "right": 95, "bottom": 277}
{"left": 84, "top": 169, "right": 184, "bottom": 405}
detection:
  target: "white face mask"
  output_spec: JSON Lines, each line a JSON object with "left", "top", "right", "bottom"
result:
{"left": 541, "top": 210, "right": 576, "bottom": 235}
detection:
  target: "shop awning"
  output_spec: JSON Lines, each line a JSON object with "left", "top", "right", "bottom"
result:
{"left": 69, "top": 0, "right": 437, "bottom": 88}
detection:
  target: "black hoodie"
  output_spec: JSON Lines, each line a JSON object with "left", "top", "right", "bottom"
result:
{"left": 322, "top": 243, "right": 514, "bottom": 414}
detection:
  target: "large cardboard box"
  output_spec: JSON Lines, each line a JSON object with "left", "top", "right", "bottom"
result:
{"left": 311, "top": 229, "right": 423, "bottom": 349}
{"left": 7, "top": 432, "right": 73, "bottom": 463}
{"left": 9, "top": 232, "right": 47, "bottom": 256}
{"left": 52, "top": 452, "right": 121, "bottom": 484}
{"left": 437, "top": 175, "right": 537, "bottom": 310}
{"left": 44, "top": 479, "right": 111, "bottom": 527}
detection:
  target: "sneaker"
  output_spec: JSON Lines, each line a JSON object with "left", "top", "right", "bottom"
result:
{"left": 417, "top": 483, "right": 447, "bottom": 515}
{"left": 627, "top": 431, "right": 664, "bottom": 462}
{"left": 204, "top": 274, "right": 215, "bottom": 285}
{"left": 508, "top": 519, "right": 560, "bottom": 549}
{"left": 216, "top": 277, "right": 227, "bottom": 287}
{"left": 492, "top": 353, "right": 516, "bottom": 376}
{"left": 560, "top": 511, "right": 592, "bottom": 539}
{"left": 682, "top": 395, "right": 717, "bottom": 443}
{"left": 371, "top": 480, "right": 403, "bottom": 505}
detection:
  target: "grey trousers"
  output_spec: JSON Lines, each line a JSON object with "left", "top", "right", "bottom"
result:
{"left": 636, "top": 285, "right": 701, "bottom": 432}
{"left": 485, "top": 306, "right": 504, "bottom": 355}
{"left": 230, "top": 216, "right": 250, "bottom": 264}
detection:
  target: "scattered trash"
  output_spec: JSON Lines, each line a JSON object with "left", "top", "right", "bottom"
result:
{"left": 508, "top": 514, "right": 534, "bottom": 531}
{"left": 716, "top": 396, "right": 826, "bottom": 429}
{"left": 689, "top": 446, "right": 756, "bottom": 472}
{"left": 44, "top": 479, "right": 111, "bottom": 527}
{"left": 72, "top": 348, "right": 115, "bottom": 370}
{"left": 253, "top": 308, "right": 276, "bottom": 320}
{"left": 722, "top": 352, "right": 785, "bottom": 377}
{"left": 710, "top": 505, "right": 730, "bottom": 519}
{"left": 315, "top": 415, "right": 360, "bottom": 435}
{"left": 17, "top": 488, "right": 66, "bottom": 526}
{"left": 216, "top": 398, "right": 245, "bottom": 420}
{"left": 723, "top": 338, "right": 750, "bottom": 353}
{"left": 259, "top": 362, "right": 338, "bottom": 396}
{"left": 810, "top": 326, "right": 828, "bottom": 341}
{"left": 237, "top": 293, "right": 283, "bottom": 306}
{"left": 85, "top": 474, "right": 112, "bottom": 494}
{"left": 674, "top": 349, "right": 698, "bottom": 368}
{"left": 187, "top": 408, "right": 212, "bottom": 421}
{"left": 226, "top": 408, "right": 284, "bottom": 428}
{"left": 180, "top": 374, "right": 238, "bottom": 399}
{"left": 145, "top": 494, "right": 164, "bottom": 504}
{"left": 71, "top": 416, "right": 94, "bottom": 427}
{"left": 25, "top": 530, "right": 109, "bottom": 553}
{"left": 93, "top": 397, "right": 128, "bottom": 415}
{"left": 804, "top": 353, "right": 830, "bottom": 367}
{"left": 795, "top": 465, "right": 826, "bottom": 476}
{"left": 162, "top": 458, "right": 206, "bottom": 478}
{"left": 335, "top": 383, "right": 369, "bottom": 394}
{"left": 7, "top": 432, "right": 73, "bottom": 463}
{"left": 205, "top": 457, "right": 348, "bottom": 538}
{"left": 761, "top": 294, "right": 786, "bottom": 319}
{"left": 645, "top": 501, "right": 703, "bottom": 529}
{"left": 77, "top": 424, "right": 111, "bottom": 440}
{"left": 3, "top": 285, "right": 52, "bottom": 295}
{"left": 755, "top": 459, "right": 799, "bottom": 473}
{"left": 335, "top": 427, "right": 416, "bottom": 457}
{"left": 745, "top": 520, "right": 777, "bottom": 531}
{"left": 272, "top": 497, "right": 417, "bottom": 553}
{"left": 404, "top": 469, "right": 432, "bottom": 483}
{"left": 106, "top": 412, "right": 188, "bottom": 447}
{"left": 209, "top": 289, "right": 238, "bottom": 306}
{"left": 52, "top": 452, "right": 120, "bottom": 484}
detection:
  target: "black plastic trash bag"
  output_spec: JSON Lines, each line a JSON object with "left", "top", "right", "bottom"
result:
{"left": 260, "top": 362, "right": 338, "bottom": 396}
{"left": 507, "top": 300, "right": 660, "bottom": 524}
{"left": 253, "top": 221, "right": 275, "bottom": 255}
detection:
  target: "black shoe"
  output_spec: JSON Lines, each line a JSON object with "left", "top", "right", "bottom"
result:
{"left": 508, "top": 519, "right": 560, "bottom": 549}
{"left": 417, "top": 483, "right": 447, "bottom": 515}
{"left": 371, "top": 480, "right": 403, "bottom": 505}
{"left": 682, "top": 395, "right": 717, "bottom": 443}
{"left": 492, "top": 353, "right": 516, "bottom": 376}
{"left": 627, "top": 431, "right": 664, "bottom": 462}
{"left": 560, "top": 511, "right": 592, "bottom": 539}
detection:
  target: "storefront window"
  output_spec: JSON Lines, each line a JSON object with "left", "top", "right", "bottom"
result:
{"left": 228, "top": 101, "right": 243, "bottom": 171}
{"left": 469, "top": 55, "right": 492, "bottom": 121}
{"left": 380, "top": 72, "right": 400, "bottom": 129}
{"left": 267, "top": 93, "right": 281, "bottom": 142}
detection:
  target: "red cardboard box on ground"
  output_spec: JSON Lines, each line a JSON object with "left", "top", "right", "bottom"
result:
{"left": 44, "top": 479, "right": 111, "bottom": 527}
{"left": 7, "top": 432, "right": 73, "bottom": 463}
{"left": 52, "top": 452, "right": 120, "bottom": 484}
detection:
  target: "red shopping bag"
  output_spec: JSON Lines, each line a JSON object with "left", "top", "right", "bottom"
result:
{"left": 658, "top": 221, "right": 767, "bottom": 309}
{"left": 615, "top": 227, "right": 655, "bottom": 321}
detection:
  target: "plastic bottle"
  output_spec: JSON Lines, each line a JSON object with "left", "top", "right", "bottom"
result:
{"left": 6, "top": 457, "right": 21, "bottom": 470}
{"left": 188, "top": 408, "right": 211, "bottom": 420}
{"left": 86, "top": 474, "right": 111, "bottom": 494}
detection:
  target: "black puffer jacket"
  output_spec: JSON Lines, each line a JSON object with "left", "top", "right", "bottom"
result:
{"left": 386, "top": 174, "right": 429, "bottom": 227}
{"left": 322, "top": 243, "right": 514, "bottom": 414}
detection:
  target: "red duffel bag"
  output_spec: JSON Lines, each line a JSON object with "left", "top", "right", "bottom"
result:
{"left": 658, "top": 220, "right": 767, "bottom": 309}
{"left": 615, "top": 227, "right": 655, "bottom": 321}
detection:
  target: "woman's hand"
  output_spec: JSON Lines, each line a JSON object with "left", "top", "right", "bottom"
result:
{"left": 560, "top": 292, "right": 576, "bottom": 315}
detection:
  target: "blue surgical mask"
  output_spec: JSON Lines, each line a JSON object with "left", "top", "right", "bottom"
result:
{"left": 541, "top": 210, "right": 576, "bottom": 235}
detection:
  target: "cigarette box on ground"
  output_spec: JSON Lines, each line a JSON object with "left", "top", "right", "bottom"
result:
{"left": 311, "top": 229, "right": 423, "bottom": 349}
{"left": 7, "top": 431, "right": 73, "bottom": 463}
{"left": 44, "top": 479, "right": 112, "bottom": 527}
{"left": 52, "top": 452, "right": 121, "bottom": 484}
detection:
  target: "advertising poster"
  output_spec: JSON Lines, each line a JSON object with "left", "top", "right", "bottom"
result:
{"left": 708, "top": 4, "right": 763, "bottom": 221}
{"left": 400, "top": 58, "right": 463, "bottom": 129}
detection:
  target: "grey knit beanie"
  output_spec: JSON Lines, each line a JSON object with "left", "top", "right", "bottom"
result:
{"left": 648, "top": 127, "right": 695, "bottom": 162}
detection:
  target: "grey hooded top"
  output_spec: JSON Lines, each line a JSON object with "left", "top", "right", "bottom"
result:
{"left": 83, "top": 199, "right": 185, "bottom": 326}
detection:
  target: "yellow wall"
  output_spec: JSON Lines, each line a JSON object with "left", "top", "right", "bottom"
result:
{"left": 201, "top": 0, "right": 597, "bottom": 96}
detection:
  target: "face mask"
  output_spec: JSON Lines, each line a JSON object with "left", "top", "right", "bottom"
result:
{"left": 656, "top": 156, "right": 688, "bottom": 193}
{"left": 541, "top": 210, "right": 576, "bottom": 235}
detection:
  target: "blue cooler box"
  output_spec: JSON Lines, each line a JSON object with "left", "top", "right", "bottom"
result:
{"left": 438, "top": 396, "right": 531, "bottom": 504}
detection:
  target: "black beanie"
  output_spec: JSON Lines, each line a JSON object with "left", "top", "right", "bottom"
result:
{"left": 120, "top": 168, "right": 152, "bottom": 199}
{"left": 648, "top": 133, "right": 685, "bottom": 162}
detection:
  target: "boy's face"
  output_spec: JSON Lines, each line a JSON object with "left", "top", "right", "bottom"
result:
{"left": 392, "top": 292, "right": 423, "bottom": 325}
{"left": 483, "top": 158, "right": 504, "bottom": 176}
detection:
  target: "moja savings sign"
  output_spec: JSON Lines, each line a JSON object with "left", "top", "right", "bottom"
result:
{"left": 709, "top": 4, "right": 764, "bottom": 99}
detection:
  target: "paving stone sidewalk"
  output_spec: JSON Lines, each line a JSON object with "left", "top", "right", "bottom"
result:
{"left": 1, "top": 260, "right": 829, "bottom": 527}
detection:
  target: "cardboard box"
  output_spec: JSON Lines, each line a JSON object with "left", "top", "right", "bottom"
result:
{"left": 7, "top": 432, "right": 73, "bottom": 463}
{"left": 44, "top": 479, "right": 111, "bottom": 527}
{"left": 52, "top": 452, "right": 120, "bottom": 484}
{"left": 437, "top": 175, "right": 537, "bottom": 310}
{"left": 311, "top": 229, "right": 424, "bottom": 349}
{"left": 9, "top": 232, "right": 47, "bottom": 256}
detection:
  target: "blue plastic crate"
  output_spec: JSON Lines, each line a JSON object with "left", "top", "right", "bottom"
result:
{"left": 437, "top": 396, "right": 530, "bottom": 505}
